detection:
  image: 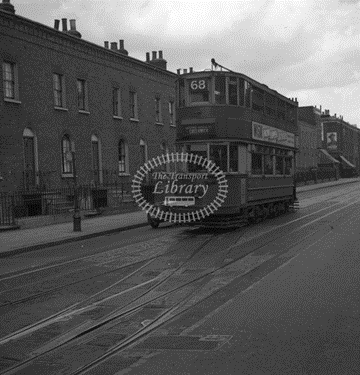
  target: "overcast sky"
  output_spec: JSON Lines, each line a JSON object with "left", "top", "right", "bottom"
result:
{"left": 14, "top": 0, "right": 360, "bottom": 125}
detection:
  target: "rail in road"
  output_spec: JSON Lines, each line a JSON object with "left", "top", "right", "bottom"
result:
{"left": 0, "top": 184, "right": 359, "bottom": 374}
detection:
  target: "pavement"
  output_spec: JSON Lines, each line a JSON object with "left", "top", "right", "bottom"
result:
{"left": 0, "top": 177, "right": 359, "bottom": 258}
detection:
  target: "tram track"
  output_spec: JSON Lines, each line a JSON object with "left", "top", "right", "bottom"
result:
{"left": 1, "top": 194, "right": 360, "bottom": 374}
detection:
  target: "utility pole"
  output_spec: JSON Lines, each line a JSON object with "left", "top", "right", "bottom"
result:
{"left": 71, "top": 141, "right": 81, "bottom": 231}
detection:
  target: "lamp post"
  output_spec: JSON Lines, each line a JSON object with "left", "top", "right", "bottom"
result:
{"left": 71, "top": 141, "right": 81, "bottom": 231}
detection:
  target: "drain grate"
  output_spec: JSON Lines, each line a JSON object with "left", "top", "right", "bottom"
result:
{"left": 86, "top": 333, "right": 127, "bottom": 349}
{"left": 134, "top": 335, "right": 226, "bottom": 351}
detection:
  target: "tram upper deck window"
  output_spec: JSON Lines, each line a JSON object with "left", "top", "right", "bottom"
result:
{"left": 228, "top": 77, "right": 238, "bottom": 106}
{"left": 186, "top": 144, "right": 208, "bottom": 172}
{"left": 215, "top": 76, "right": 226, "bottom": 104}
{"left": 189, "top": 78, "right": 210, "bottom": 103}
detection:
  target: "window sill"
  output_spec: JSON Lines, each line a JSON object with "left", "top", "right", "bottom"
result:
{"left": 113, "top": 116, "right": 123, "bottom": 120}
{"left": 61, "top": 173, "right": 74, "bottom": 178}
{"left": 78, "top": 110, "right": 90, "bottom": 115}
{"left": 130, "top": 118, "right": 139, "bottom": 122}
{"left": 155, "top": 122, "right": 164, "bottom": 126}
{"left": 54, "top": 106, "right": 68, "bottom": 111}
{"left": 4, "top": 98, "right": 21, "bottom": 104}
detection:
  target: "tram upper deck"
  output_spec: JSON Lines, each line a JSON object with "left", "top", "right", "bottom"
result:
{"left": 176, "top": 63, "right": 298, "bottom": 147}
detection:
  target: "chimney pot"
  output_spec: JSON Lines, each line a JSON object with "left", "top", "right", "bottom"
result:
{"left": 295, "top": 97, "right": 297, "bottom": 102}
{"left": 158, "top": 50, "right": 163, "bottom": 59}
{"left": 62, "top": 18, "right": 68, "bottom": 32}
{"left": 146, "top": 52, "right": 150, "bottom": 62}
{"left": 111, "top": 42, "right": 117, "bottom": 50}
{"left": 69, "top": 19, "right": 76, "bottom": 31}
{"left": 104, "top": 41, "right": 109, "bottom": 48}
{"left": 183, "top": 68, "right": 188, "bottom": 74}
{"left": 54, "top": 19, "right": 60, "bottom": 30}
{"left": 119, "top": 39, "right": 124, "bottom": 49}
{"left": 190, "top": 67, "right": 193, "bottom": 73}
{"left": 152, "top": 51, "right": 157, "bottom": 60}
{"left": 177, "top": 69, "right": 181, "bottom": 75}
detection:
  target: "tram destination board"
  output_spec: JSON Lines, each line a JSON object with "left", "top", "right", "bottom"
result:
{"left": 182, "top": 124, "right": 216, "bottom": 139}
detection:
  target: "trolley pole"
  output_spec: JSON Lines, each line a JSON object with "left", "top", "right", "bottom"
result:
{"left": 71, "top": 142, "right": 81, "bottom": 232}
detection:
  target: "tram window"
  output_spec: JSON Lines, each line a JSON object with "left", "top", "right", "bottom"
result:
{"left": 210, "top": 144, "right": 228, "bottom": 172}
{"left": 215, "top": 76, "right": 226, "bottom": 104}
{"left": 189, "top": 78, "right": 210, "bottom": 103}
{"left": 285, "top": 157, "right": 292, "bottom": 175}
{"left": 252, "top": 87, "right": 264, "bottom": 112}
{"left": 238, "top": 79, "right": 245, "bottom": 107}
{"left": 275, "top": 155, "right": 284, "bottom": 175}
{"left": 228, "top": 77, "right": 238, "bottom": 106}
{"left": 229, "top": 145, "right": 238, "bottom": 172}
{"left": 251, "top": 153, "right": 263, "bottom": 175}
{"left": 245, "top": 81, "right": 251, "bottom": 108}
{"left": 264, "top": 154, "right": 273, "bottom": 175}
{"left": 186, "top": 144, "right": 207, "bottom": 172}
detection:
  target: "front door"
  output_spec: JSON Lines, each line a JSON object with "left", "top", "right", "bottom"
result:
{"left": 23, "top": 136, "right": 36, "bottom": 190}
{"left": 92, "top": 140, "right": 100, "bottom": 184}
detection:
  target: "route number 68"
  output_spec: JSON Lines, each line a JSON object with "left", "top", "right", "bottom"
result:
{"left": 190, "top": 80, "right": 207, "bottom": 90}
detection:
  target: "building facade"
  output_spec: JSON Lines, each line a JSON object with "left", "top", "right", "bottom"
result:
{"left": 321, "top": 110, "right": 359, "bottom": 177}
{"left": 0, "top": 0, "right": 177, "bottom": 193}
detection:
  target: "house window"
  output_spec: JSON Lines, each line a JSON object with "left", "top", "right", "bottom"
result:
{"left": 169, "top": 101, "right": 175, "bottom": 125}
{"left": 113, "top": 87, "right": 121, "bottom": 117}
{"left": 155, "top": 97, "right": 162, "bottom": 123}
{"left": 77, "top": 79, "right": 87, "bottom": 111}
{"left": 129, "top": 91, "right": 138, "bottom": 119}
{"left": 118, "top": 139, "right": 128, "bottom": 174}
{"left": 53, "top": 73, "right": 65, "bottom": 107}
{"left": 3, "top": 61, "right": 18, "bottom": 100}
{"left": 61, "top": 135, "right": 73, "bottom": 175}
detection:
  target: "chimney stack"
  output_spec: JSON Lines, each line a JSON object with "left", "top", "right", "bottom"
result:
{"left": 104, "top": 41, "right": 109, "bottom": 48}
{"left": 146, "top": 52, "right": 150, "bottom": 62}
{"left": 54, "top": 19, "right": 60, "bottom": 30}
{"left": 148, "top": 50, "right": 167, "bottom": 70}
{"left": 62, "top": 18, "right": 68, "bottom": 32}
{"left": 177, "top": 69, "right": 181, "bottom": 75}
{"left": 183, "top": 69, "right": 188, "bottom": 74}
{"left": 67, "top": 19, "right": 82, "bottom": 38}
{"left": 0, "top": 0, "right": 16, "bottom": 14}
{"left": 190, "top": 67, "right": 193, "bottom": 73}
{"left": 118, "top": 39, "right": 128, "bottom": 55}
{"left": 111, "top": 42, "right": 117, "bottom": 50}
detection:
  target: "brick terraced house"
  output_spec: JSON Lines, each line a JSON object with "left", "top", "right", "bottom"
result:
{"left": 0, "top": 0, "right": 176, "bottom": 223}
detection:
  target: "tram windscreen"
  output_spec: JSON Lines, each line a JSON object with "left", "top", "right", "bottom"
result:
{"left": 210, "top": 144, "right": 228, "bottom": 172}
{"left": 186, "top": 144, "right": 207, "bottom": 172}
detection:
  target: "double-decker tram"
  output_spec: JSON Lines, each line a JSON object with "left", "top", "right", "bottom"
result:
{"left": 147, "top": 59, "right": 299, "bottom": 228}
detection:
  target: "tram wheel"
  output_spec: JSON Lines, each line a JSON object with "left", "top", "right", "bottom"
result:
{"left": 147, "top": 214, "right": 160, "bottom": 229}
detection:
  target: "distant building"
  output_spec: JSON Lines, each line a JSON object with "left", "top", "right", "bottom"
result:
{"left": 0, "top": 0, "right": 177, "bottom": 193}
{"left": 321, "top": 109, "right": 358, "bottom": 177}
